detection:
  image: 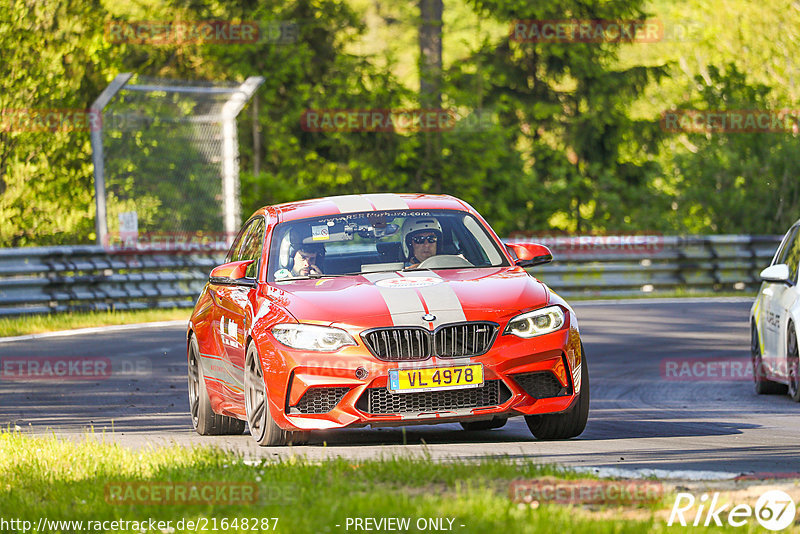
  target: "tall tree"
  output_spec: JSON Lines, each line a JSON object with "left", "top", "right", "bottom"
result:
{"left": 416, "top": 0, "right": 444, "bottom": 193}
{"left": 0, "top": 0, "right": 117, "bottom": 246}
{"left": 453, "top": 0, "right": 669, "bottom": 233}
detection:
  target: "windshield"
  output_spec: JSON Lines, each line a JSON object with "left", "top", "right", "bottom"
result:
{"left": 268, "top": 209, "right": 508, "bottom": 281}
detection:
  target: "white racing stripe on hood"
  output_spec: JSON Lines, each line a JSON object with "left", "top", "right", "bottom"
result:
{"left": 363, "top": 271, "right": 466, "bottom": 327}
{"left": 415, "top": 278, "right": 467, "bottom": 326}
{"left": 328, "top": 194, "right": 375, "bottom": 213}
{"left": 363, "top": 272, "right": 428, "bottom": 327}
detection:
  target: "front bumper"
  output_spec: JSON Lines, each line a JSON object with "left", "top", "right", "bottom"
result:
{"left": 258, "top": 321, "right": 583, "bottom": 432}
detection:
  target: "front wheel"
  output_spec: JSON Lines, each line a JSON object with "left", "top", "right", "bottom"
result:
{"left": 244, "top": 343, "right": 307, "bottom": 446}
{"left": 787, "top": 326, "right": 800, "bottom": 402}
{"left": 188, "top": 336, "right": 245, "bottom": 435}
{"left": 525, "top": 344, "right": 589, "bottom": 440}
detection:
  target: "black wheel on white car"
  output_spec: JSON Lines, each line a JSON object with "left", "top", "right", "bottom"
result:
{"left": 460, "top": 417, "right": 507, "bottom": 431}
{"left": 525, "top": 344, "right": 589, "bottom": 440}
{"left": 188, "top": 336, "right": 245, "bottom": 435}
{"left": 244, "top": 343, "right": 307, "bottom": 446}
{"left": 751, "top": 323, "right": 787, "bottom": 395}
{"left": 787, "top": 325, "right": 800, "bottom": 402}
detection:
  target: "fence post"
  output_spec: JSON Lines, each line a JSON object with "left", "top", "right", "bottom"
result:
{"left": 90, "top": 73, "right": 133, "bottom": 248}
{"left": 221, "top": 76, "right": 265, "bottom": 245}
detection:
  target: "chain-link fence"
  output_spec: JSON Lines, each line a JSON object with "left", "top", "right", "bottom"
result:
{"left": 91, "top": 74, "right": 263, "bottom": 252}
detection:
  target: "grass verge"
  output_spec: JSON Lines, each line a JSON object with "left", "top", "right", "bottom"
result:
{"left": 0, "top": 431, "right": 765, "bottom": 534}
{"left": 0, "top": 308, "right": 189, "bottom": 338}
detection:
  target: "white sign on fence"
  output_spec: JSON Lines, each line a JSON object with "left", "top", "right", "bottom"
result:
{"left": 119, "top": 211, "right": 138, "bottom": 244}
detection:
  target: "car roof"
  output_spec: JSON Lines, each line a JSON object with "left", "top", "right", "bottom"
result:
{"left": 259, "top": 194, "right": 472, "bottom": 223}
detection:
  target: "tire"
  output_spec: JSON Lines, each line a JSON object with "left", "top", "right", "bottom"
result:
{"left": 525, "top": 344, "right": 589, "bottom": 440}
{"left": 460, "top": 417, "right": 507, "bottom": 431}
{"left": 751, "top": 324, "right": 788, "bottom": 395}
{"left": 188, "top": 336, "right": 246, "bottom": 436}
{"left": 787, "top": 325, "right": 800, "bottom": 402}
{"left": 244, "top": 343, "right": 307, "bottom": 446}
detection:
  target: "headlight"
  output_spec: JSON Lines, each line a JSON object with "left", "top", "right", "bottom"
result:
{"left": 272, "top": 324, "right": 357, "bottom": 352}
{"left": 505, "top": 306, "right": 565, "bottom": 338}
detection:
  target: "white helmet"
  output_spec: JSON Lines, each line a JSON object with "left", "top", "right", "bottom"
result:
{"left": 401, "top": 216, "right": 442, "bottom": 259}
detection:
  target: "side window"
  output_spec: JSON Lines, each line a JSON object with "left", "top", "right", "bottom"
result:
{"left": 783, "top": 226, "right": 800, "bottom": 283}
{"left": 226, "top": 222, "right": 254, "bottom": 263}
{"left": 775, "top": 225, "right": 799, "bottom": 267}
{"left": 241, "top": 219, "right": 266, "bottom": 279}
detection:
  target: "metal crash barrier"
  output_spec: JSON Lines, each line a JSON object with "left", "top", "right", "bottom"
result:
{"left": 0, "top": 235, "right": 784, "bottom": 316}
{"left": 0, "top": 246, "right": 224, "bottom": 317}
{"left": 514, "top": 234, "right": 782, "bottom": 297}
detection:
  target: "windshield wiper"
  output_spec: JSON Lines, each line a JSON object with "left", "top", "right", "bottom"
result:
{"left": 305, "top": 272, "right": 356, "bottom": 279}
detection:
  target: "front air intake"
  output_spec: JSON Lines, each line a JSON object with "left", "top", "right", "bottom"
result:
{"left": 512, "top": 372, "right": 570, "bottom": 399}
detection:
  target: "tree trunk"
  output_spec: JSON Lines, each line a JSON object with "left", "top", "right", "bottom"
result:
{"left": 419, "top": 0, "right": 443, "bottom": 109}
{"left": 252, "top": 93, "right": 261, "bottom": 176}
{"left": 417, "top": 0, "right": 443, "bottom": 193}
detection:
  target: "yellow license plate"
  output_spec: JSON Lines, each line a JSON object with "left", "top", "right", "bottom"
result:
{"left": 388, "top": 364, "right": 484, "bottom": 393}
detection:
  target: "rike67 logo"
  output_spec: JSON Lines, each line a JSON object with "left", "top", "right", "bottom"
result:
{"left": 669, "top": 490, "right": 796, "bottom": 531}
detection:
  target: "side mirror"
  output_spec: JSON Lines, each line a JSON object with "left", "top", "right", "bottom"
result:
{"left": 209, "top": 259, "right": 256, "bottom": 287}
{"left": 760, "top": 264, "right": 793, "bottom": 285}
{"left": 506, "top": 242, "right": 553, "bottom": 268}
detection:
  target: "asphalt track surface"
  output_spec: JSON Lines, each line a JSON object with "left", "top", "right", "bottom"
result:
{"left": 2, "top": 299, "right": 799, "bottom": 477}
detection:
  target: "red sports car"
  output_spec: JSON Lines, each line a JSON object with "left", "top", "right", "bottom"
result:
{"left": 187, "top": 194, "right": 588, "bottom": 445}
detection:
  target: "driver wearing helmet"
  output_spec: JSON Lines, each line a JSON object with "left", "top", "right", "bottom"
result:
{"left": 401, "top": 217, "right": 443, "bottom": 268}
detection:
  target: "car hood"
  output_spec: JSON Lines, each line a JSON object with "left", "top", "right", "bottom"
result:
{"left": 266, "top": 267, "right": 549, "bottom": 329}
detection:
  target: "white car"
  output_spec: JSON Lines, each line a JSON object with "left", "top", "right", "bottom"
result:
{"left": 751, "top": 219, "right": 800, "bottom": 400}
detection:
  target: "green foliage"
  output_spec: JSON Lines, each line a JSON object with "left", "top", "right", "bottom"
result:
{"left": 0, "top": 0, "right": 117, "bottom": 246}
{"left": 667, "top": 65, "right": 800, "bottom": 233}
{"left": 2, "top": 0, "right": 800, "bottom": 246}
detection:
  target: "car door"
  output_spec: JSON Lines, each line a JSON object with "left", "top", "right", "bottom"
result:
{"left": 214, "top": 218, "right": 265, "bottom": 405}
{"left": 206, "top": 219, "right": 260, "bottom": 405}
{"left": 775, "top": 225, "right": 800, "bottom": 378}
{"left": 761, "top": 225, "right": 799, "bottom": 377}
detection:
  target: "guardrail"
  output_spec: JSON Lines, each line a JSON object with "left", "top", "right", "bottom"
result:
{"left": 0, "top": 246, "right": 224, "bottom": 317}
{"left": 0, "top": 235, "right": 784, "bottom": 316}
{"left": 522, "top": 234, "right": 782, "bottom": 297}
